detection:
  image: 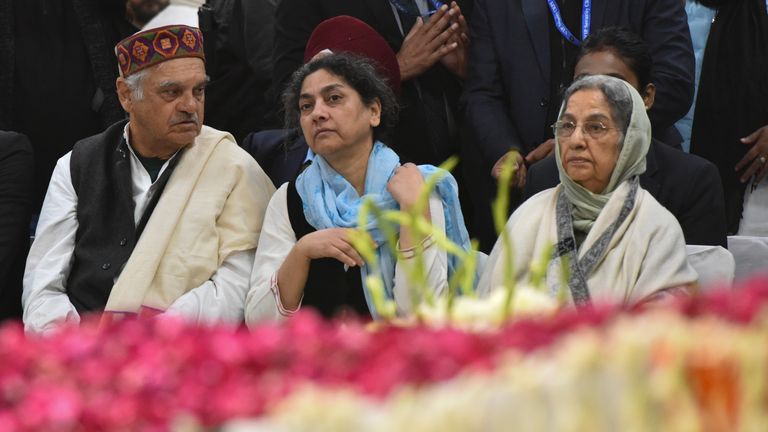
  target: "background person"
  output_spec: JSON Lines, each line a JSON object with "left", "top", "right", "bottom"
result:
{"left": 0, "top": 0, "right": 134, "bottom": 216}
{"left": 270, "top": 0, "right": 471, "bottom": 168}
{"left": 689, "top": 0, "right": 768, "bottom": 236}
{"left": 478, "top": 76, "right": 697, "bottom": 306}
{"left": 0, "top": 131, "right": 34, "bottom": 322}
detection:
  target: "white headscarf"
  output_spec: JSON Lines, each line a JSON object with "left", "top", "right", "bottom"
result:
{"left": 553, "top": 76, "right": 651, "bottom": 235}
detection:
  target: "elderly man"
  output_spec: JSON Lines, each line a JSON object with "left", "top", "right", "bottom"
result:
{"left": 22, "top": 25, "right": 275, "bottom": 333}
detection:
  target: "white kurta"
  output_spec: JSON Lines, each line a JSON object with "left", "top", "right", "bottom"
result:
{"left": 478, "top": 182, "right": 698, "bottom": 305}
{"left": 23, "top": 126, "right": 260, "bottom": 333}
{"left": 245, "top": 183, "right": 448, "bottom": 325}
{"left": 738, "top": 177, "right": 768, "bottom": 237}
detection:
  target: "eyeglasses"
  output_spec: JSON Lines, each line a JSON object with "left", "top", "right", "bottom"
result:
{"left": 551, "top": 121, "right": 616, "bottom": 139}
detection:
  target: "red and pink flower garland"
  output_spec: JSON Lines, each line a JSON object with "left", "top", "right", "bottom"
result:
{"left": 0, "top": 276, "right": 767, "bottom": 431}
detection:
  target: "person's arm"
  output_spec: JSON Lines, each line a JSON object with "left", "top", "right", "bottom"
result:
{"left": 22, "top": 153, "right": 80, "bottom": 333}
{"left": 463, "top": 0, "right": 525, "bottom": 173}
{"left": 643, "top": 0, "right": 696, "bottom": 131}
{"left": 630, "top": 209, "right": 699, "bottom": 305}
{"left": 244, "top": 185, "right": 364, "bottom": 325}
{"left": 245, "top": 185, "right": 296, "bottom": 324}
{"left": 165, "top": 153, "right": 276, "bottom": 324}
{"left": 678, "top": 158, "right": 728, "bottom": 247}
{"left": 271, "top": 0, "right": 322, "bottom": 107}
{"left": 163, "top": 249, "right": 255, "bottom": 324}
{"left": 387, "top": 164, "right": 450, "bottom": 313}
{"left": 275, "top": 227, "right": 364, "bottom": 311}
{"left": 0, "top": 132, "right": 33, "bottom": 310}
{"left": 393, "top": 195, "right": 448, "bottom": 314}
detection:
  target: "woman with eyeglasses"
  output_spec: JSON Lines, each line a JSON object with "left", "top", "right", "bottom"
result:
{"left": 477, "top": 75, "right": 697, "bottom": 307}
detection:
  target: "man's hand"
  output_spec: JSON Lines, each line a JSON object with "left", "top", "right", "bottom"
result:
{"left": 492, "top": 151, "right": 527, "bottom": 190}
{"left": 525, "top": 139, "right": 555, "bottom": 165}
{"left": 397, "top": 4, "right": 458, "bottom": 81}
{"left": 735, "top": 125, "right": 768, "bottom": 184}
{"left": 295, "top": 228, "right": 365, "bottom": 268}
{"left": 438, "top": 2, "right": 470, "bottom": 78}
{"left": 387, "top": 163, "right": 425, "bottom": 209}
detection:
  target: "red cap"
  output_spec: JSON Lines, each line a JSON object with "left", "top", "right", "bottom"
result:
{"left": 304, "top": 16, "right": 401, "bottom": 95}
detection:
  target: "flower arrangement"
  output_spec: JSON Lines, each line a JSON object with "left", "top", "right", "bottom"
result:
{"left": 1, "top": 277, "right": 767, "bottom": 431}
{"left": 236, "top": 308, "right": 768, "bottom": 432}
{"left": 350, "top": 154, "right": 566, "bottom": 327}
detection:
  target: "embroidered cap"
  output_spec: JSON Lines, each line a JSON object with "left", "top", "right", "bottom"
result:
{"left": 304, "top": 16, "right": 401, "bottom": 95}
{"left": 115, "top": 24, "right": 205, "bottom": 77}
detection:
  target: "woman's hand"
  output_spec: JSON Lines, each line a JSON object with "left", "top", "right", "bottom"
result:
{"left": 387, "top": 163, "right": 425, "bottom": 209}
{"left": 388, "top": 163, "right": 431, "bottom": 251}
{"left": 736, "top": 125, "right": 768, "bottom": 184}
{"left": 295, "top": 228, "right": 365, "bottom": 267}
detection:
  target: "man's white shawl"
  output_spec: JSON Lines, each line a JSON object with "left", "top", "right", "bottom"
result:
{"left": 105, "top": 126, "right": 274, "bottom": 314}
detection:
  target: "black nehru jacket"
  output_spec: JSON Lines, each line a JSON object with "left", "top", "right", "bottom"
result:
{"left": 66, "top": 120, "right": 179, "bottom": 312}
{"left": 285, "top": 181, "right": 370, "bottom": 318}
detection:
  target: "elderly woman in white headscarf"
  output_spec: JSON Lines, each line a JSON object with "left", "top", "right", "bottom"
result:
{"left": 478, "top": 75, "right": 697, "bottom": 306}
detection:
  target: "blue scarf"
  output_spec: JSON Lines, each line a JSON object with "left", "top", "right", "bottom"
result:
{"left": 295, "top": 141, "right": 471, "bottom": 318}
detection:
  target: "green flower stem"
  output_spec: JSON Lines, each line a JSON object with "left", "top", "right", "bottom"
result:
{"left": 492, "top": 152, "right": 519, "bottom": 320}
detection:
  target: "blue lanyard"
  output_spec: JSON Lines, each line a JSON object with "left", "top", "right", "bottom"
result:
{"left": 547, "top": 0, "right": 591, "bottom": 46}
{"left": 389, "top": 0, "right": 445, "bottom": 17}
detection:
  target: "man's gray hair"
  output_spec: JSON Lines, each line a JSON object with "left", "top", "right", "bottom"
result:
{"left": 123, "top": 69, "right": 150, "bottom": 100}
{"left": 562, "top": 75, "right": 633, "bottom": 144}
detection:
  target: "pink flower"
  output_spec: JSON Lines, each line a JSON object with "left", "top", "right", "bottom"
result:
{"left": 0, "top": 275, "right": 767, "bottom": 429}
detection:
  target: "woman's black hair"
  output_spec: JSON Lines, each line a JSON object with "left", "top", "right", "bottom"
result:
{"left": 282, "top": 53, "right": 399, "bottom": 143}
{"left": 577, "top": 27, "right": 653, "bottom": 90}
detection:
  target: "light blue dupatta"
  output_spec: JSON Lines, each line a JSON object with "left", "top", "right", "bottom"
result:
{"left": 295, "top": 141, "right": 471, "bottom": 318}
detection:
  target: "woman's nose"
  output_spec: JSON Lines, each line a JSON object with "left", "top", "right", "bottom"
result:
{"left": 311, "top": 100, "right": 329, "bottom": 121}
{"left": 568, "top": 125, "right": 587, "bottom": 148}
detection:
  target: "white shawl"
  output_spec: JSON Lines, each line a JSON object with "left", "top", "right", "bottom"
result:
{"left": 477, "top": 182, "right": 698, "bottom": 305}
{"left": 104, "top": 126, "right": 275, "bottom": 315}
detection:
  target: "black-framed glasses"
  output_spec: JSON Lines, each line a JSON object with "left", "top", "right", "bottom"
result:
{"left": 551, "top": 120, "right": 615, "bottom": 139}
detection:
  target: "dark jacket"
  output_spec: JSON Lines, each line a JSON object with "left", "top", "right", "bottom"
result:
{"left": 462, "top": 0, "right": 694, "bottom": 251}
{"left": 200, "top": 0, "right": 276, "bottom": 143}
{"left": 66, "top": 120, "right": 178, "bottom": 313}
{"left": 0, "top": 131, "right": 34, "bottom": 321}
{"left": 240, "top": 129, "right": 308, "bottom": 188}
{"left": 0, "top": 0, "right": 132, "bottom": 210}
{"left": 270, "top": 0, "right": 472, "bottom": 165}
{"left": 690, "top": 0, "right": 768, "bottom": 233}
{"left": 465, "top": 0, "right": 694, "bottom": 167}
{"left": 524, "top": 141, "right": 728, "bottom": 247}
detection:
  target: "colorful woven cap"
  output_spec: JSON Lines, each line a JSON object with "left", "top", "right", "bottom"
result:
{"left": 304, "top": 16, "right": 401, "bottom": 95}
{"left": 115, "top": 24, "right": 205, "bottom": 77}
